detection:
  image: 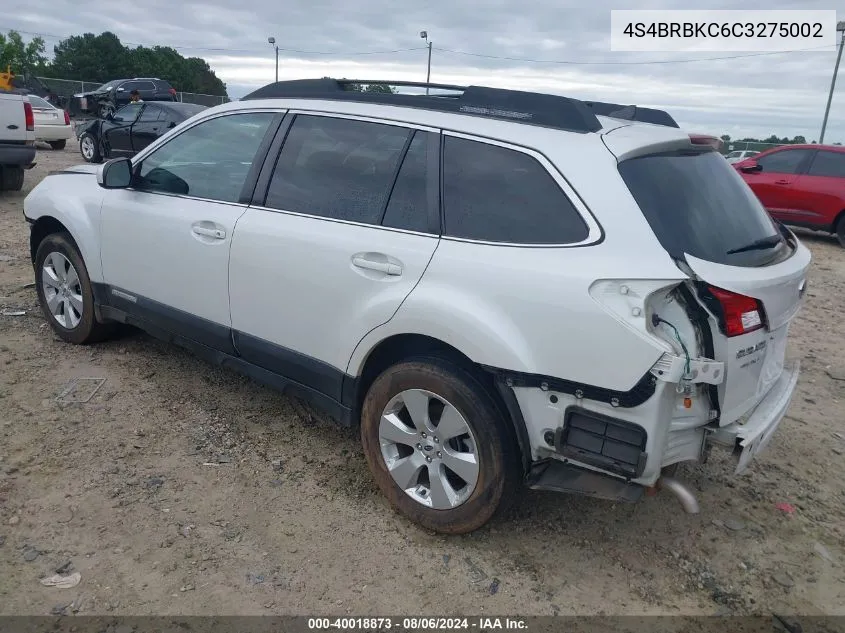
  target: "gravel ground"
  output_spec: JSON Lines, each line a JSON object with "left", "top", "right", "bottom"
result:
{"left": 0, "top": 146, "right": 844, "bottom": 617}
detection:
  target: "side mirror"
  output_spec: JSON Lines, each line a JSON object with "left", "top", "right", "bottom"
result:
{"left": 739, "top": 160, "right": 761, "bottom": 173}
{"left": 97, "top": 157, "right": 133, "bottom": 189}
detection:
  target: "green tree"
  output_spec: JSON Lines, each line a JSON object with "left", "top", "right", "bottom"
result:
{"left": 49, "top": 32, "right": 127, "bottom": 82}
{"left": 0, "top": 30, "right": 47, "bottom": 72}
{"left": 363, "top": 84, "right": 395, "bottom": 94}
{"left": 720, "top": 134, "right": 731, "bottom": 142}
{"left": 45, "top": 31, "right": 227, "bottom": 96}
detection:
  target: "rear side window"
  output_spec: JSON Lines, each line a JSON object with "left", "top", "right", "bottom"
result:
{"left": 756, "top": 149, "right": 812, "bottom": 174}
{"left": 807, "top": 150, "right": 845, "bottom": 178}
{"left": 265, "top": 115, "right": 411, "bottom": 225}
{"left": 619, "top": 150, "right": 785, "bottom": 267}
{"left": 442, "top": 136, "right": 589, "bottom": 244}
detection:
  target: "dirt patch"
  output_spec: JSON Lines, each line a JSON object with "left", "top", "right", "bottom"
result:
{"left": 1, "top": 146, "right": 844, "bottom": 616}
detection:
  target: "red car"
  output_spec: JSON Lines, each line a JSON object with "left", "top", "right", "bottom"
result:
{"left": 734, "top": 143, "right": 845, "bottom": 247}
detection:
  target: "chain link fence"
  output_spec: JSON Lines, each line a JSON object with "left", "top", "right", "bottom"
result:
{"left": 34, "top": 77, "right": 229, "bottom": 116}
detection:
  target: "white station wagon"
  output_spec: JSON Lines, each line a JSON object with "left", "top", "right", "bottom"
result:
{"left": 23, "top": 79, "right": 809, "bottom": 534}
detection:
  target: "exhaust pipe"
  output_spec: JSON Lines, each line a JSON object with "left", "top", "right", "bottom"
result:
{"left": 657, "top": 476, "right": 700, "bottom": 514}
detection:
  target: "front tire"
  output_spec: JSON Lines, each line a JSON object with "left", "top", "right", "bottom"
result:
{"left": 360, "top": 358, "right": 521, "bottom": 534}
{"left": 836, "top": 215, "right": 845, "bottom": 248}
{"left": 49, "top": 140, "right": 67, "bottom": 150}
{"left": 34, "top": 233, "right": 113, "bottom": 345}
{"left": 79, "top": 133, "right": 101, "bottom": 163}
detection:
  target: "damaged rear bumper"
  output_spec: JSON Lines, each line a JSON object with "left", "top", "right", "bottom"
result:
{"left": 707, "top": 359, "right": 800, "bottom": 474}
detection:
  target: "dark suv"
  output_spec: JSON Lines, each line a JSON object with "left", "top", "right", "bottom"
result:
{"left": 74, "top": 78, "right": 178, "bottom": 119}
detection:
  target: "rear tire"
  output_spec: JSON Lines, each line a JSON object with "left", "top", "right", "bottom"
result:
{"left": 49, "top": 140, "right": 67, "bottom": 150}
{"left": 360, "top": 357, "right": 521, "bottom": 534}
{"left": 836, "top": 215, "right": 845, "bottom": 248}
{"left": 34, "top": 233, "right": 114, "bottom": 345}
{"left": 0, "top": 165, "right": 24, "bottom": 191}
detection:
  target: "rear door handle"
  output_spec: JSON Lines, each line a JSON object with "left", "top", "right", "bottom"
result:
{"left": 352, "top": 256, "right": 402, "bottom": 276}
{"left": 192, "top": 225, "right": 226, "bottom": 240}
{"left": 774, "top": 179, "right": 791, "bottom": 185}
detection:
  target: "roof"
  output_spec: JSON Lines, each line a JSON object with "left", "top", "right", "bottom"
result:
{"left": 241, "top": 78, "right": 679, "bottom": 135}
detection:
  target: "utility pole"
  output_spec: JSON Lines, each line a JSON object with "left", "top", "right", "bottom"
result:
{"left": 268, "top": 36, "right": 279, "bottom": 83}
{"left": 820, "top": 21, "right": 845, "bottom": 144}
{"left": 420, "top": 31, "right": 432, "bottom": 94}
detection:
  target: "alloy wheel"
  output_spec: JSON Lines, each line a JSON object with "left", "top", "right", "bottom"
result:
{"left": 378, "top": 389, "right": 480, "bottom": 510}
{"left": 41, "top": 252, "right": 84, "bottom": 329}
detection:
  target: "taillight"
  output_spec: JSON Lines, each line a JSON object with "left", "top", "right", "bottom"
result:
{"left": 169, "top": 88, "right": 176, "bottom": 95}
{"left": 24, "top": 101, "right": 34, "bottom": 131}
{"left": 63, "top": 110, "right": 70, "bottom": 125}
{"left": 707, "top": 286, "right": 765, "bottom": 337}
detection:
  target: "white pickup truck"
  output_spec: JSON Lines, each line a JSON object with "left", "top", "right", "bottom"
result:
{"left": 0, "top": 89, "right": 36, "bottom": 191}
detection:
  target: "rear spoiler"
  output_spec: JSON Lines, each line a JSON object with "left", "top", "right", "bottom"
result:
{"left": 584, "top": 101, "right": 679, "bottom": 128}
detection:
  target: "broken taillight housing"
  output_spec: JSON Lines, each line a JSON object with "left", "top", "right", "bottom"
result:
{"left": 706, "top": 286, "right": 765, "bottom": 337}
{"left": 63, "top": 110, "right": 70, "bottom": 125}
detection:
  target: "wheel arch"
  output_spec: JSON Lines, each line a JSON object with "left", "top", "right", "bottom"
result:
{"left": 28, "top": 208, "right": 102, "bottom": 283}
{"left": 347, "top": 333, "right": 532, "bottom": 473}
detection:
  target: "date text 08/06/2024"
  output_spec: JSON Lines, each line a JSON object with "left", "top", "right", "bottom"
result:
{"left": 307, "top": 617, "right": 529, "bottom": 631}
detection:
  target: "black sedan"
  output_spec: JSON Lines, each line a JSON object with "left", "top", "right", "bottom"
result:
{"left": 77, "top": 101, "right": 207, "bottom": 163}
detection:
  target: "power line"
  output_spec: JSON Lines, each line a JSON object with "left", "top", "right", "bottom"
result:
{"left": 5, "top": 26, "right": 837, "bottom": 65}
{"left": 436, "top": 44, "right": 837, "bottom": 65}
{"left": 5, "top": 27, "right": 426, "bottom": 57}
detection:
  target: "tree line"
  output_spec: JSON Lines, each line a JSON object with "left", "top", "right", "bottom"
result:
{"left": 720, "top": 134, "right": 841, "bottom": 146}
{"left": 1, "top": 29, "right": 227, "bottom": 96}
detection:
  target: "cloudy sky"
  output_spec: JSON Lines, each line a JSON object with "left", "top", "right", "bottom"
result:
{"left": 8, "top": 0, "right": 845, "bottom": 143}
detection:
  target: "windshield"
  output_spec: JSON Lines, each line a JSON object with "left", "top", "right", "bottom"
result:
{"left": 619, "top": 149, "right": 788, "bottom": 267}
{"left": 96, "top": 81, "right": 120, "bottom": 92}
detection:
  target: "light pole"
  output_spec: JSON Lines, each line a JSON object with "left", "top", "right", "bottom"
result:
{"left": 820, "top": 21, "right": 845, "bottom": 144}
{"left": 420, "top": 31, "right": 432, "bottom": 94}
{"left": 268, "top": 36, "right": 279, "bottom": 83}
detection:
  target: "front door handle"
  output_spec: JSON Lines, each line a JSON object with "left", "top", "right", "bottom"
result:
{"left": 192, "top": 225, "right": 226, "bottom": 240}
{"left": 774, "top": 179, "right": 790, "bottom": 185}
{"left": 352, "top": 255, "right": 402, "bottom": 276}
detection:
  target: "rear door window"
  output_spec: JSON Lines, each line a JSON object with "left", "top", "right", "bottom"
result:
{"left": 756, "top": 149, "right": 813, "bottom": 174}
{"left": 618, "top": 149, "right": 788, "bottom": 268}
{"left": 264, "top": 115, "right": 411, "bottom": 225}
{"left": 807, "top": 150, "right": 845, "bottom": 178}
{"left": 441, "top": 136, "right": 589, "bottom": 244}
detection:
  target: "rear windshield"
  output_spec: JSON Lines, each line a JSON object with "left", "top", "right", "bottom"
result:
{"left": 618, "top": 149, "right": 788, "bottom": 267}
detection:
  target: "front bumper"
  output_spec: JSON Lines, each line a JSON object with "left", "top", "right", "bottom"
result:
{"left": 708, "top": 359, "right": 800, "bottom": 474}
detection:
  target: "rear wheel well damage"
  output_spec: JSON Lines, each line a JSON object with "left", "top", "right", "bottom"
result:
{"left": 349, "top": 333, "right": 531, "bottom": 473}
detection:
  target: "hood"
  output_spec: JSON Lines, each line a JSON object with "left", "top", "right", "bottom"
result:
{"left": 60, "top": 164, "right": 99, "bottom": 175}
